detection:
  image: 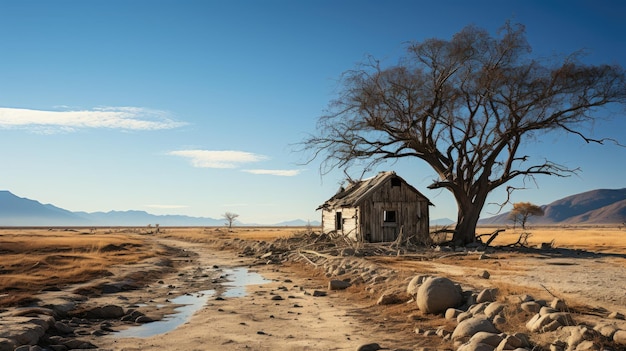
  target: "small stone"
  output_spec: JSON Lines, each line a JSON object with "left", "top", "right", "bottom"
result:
{"left": 356, "top": 342, "right": 381, "bottom": 351}
{"left": 312, "top": 290, "right": 327, "bottom": 297}
{"left": 550, "top": 298, "right": 567, "bottom": 311}
{"left": 613, "top": 330, "right": 626, "bottom": 345}
{"left": 521, "top": 301, "right": 541, "bottom": 314}
{"left": 329, "top": 280, "right": 351, "bottom": 290}
{"left": 271, "top": 295, "right": 284, "bottom": 301}
{"left": 480, "top": 270, "right": 490, "bottom": 279}
{"left": 135, "top": 315, "right": 154, "bottom": 323}
{"left": 608, "top": 311, "right": 625, "bottom": 320}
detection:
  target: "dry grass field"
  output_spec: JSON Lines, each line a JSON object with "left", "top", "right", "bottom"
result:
{"left": 1, "top": 225, "right": 624, "bottom": 310}
{"left": 0, "top": 227, "right": 161, "bottom": 307}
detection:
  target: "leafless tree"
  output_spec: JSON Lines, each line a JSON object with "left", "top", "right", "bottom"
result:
{"left": 301, "top": 22, "right": 626, "bottom": 245}
{"left": 222, "top": 212, "right": 239, "bottom": 231}
{"left": 508, "top": 202, "right": 544, "bottom": 229}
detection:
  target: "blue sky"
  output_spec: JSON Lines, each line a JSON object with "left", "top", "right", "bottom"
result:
{"left": 0, "top": 0, "right": 624, "bottom": 224}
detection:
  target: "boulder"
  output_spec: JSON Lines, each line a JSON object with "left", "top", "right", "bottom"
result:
{"left": 457, "top": 340, "right": 496, "bottom": 351}
{"left": 468, "top": 331, "right": 503, "bottom": 347}
{"left": 451, "top": 316, "right": 498, "bottom": 340}
{"left": 416, "top": 276, "right": 462, "bottom": 314}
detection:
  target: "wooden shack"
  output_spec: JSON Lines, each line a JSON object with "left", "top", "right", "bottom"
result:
{"left": 317, "top": 171, "right": 431, "bottom": 243}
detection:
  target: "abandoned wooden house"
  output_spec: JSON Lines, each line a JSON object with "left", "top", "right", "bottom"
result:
{"left": 317, "top": 171, "right": 432, "bottom": 243}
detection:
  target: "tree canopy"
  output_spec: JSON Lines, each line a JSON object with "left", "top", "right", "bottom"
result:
{"left": 303, "top": 22, "right": 626, "bottom": 245}
{"left": 508, "top": 202, "right": 544, "bottom": 229}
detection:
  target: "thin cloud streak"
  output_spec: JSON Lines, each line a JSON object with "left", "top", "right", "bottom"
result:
{"left": 243, "top": 169, "right": 301, "bottom": 176}
{"left": 167, "top": 150, "right": 267, "bottom": 168}
{"left": 0, "top": 106, "right": 185, "bottom": 132}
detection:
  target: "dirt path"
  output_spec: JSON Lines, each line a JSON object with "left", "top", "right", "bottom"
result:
{"left": 87, "top": 237, "right": 418, "bottom": 351}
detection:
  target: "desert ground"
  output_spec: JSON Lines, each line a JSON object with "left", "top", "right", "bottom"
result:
{"left": 1, "top": 225, "right": 625, "bottom": 350}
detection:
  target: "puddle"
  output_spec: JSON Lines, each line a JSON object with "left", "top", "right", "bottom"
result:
{"left": 113, "top": 267, "right": 271, "bottom": 338}
{"left": 114, "top": 289, "right": 215, "bottom": 338}
{"left": 222, "top": 267, "right": 272, "bottom": 298}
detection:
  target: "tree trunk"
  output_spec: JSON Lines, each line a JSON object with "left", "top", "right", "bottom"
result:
{"left": 452, "top": 190, "right": 488, "bottom": 245}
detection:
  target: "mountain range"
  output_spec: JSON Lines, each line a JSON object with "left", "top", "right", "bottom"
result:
{"left": 479, "top": 188, "right": 626, "bottom": 225}
{"left": 1, "top": 188, "right": 624, "bottom": 227}
{"left": 0, "top": 191, "right": 320, "bottom": 227}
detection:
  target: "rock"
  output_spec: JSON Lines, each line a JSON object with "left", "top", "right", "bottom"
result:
{"left": 451, "top": 317, "right": 498, "bottom": 341}
{"left": 407, "top": 275, "right": 429, "bottom": 296}
{"left": 356, "top": 342, "right": 381, "bottom": 351}
{"left": 573, "top": 340, "right": 597, "bottom": 351}
{"left": 497, "top": 334, "right": 525, "bottom": 350}
{"left": 468, "top": 302, "right": 488, "bottom": 315}
{"left": 0, "top": 338, "right": 15, "bottom": 351}
{"left": 53, "top": 321, "right": 74, "bottom": 334}
{"left": 135, "top": 315, "right": 154, "bottom": 323}
{"left": 312, "top": 290, "right": 327, "bottom": 297}
{"left": 593, "top": 323, "right": 618, "bottom": 338}
{"left": 484, "top": 302, "right": 506, "bottom": 319}
{"left": 539, "top": 306, "right": 557, "bottom": 315}
{"left": 526, "top": 312, "right": 574, "bottom": 333}
{"left": 476, "top": 288, "right": 498, "bottom": 303}
{"left": 566, "top": 326, "right": 594, "bottom": 349}
{"left": 457, "top": 340, "right": 496, "bottom": 351}
{"left": 468, "top": 331, "right": 503, "bottom": 347}
{"left": 61, "top": 339, "right": 98, "bottom": 349}
{"left": 492, "top": 315, "right": 506, "bottom": 326}
{"left": 608, "top": 311, "right": 625, "bottom": 320}
{"left": 479, "top": 270, "right": 490, "bottom": 279}
{"left": 85, "top": 304, "right": 125, "bottom": 319}
{"left": 329, "top": 280, "right": 351, "bottom": 290}
{"left": 520, "top": 301, "right": 541, "bottom": 314}
{"left": 376, "top": 292, "right": 403, "bottom": 305}
{"left": 416, "top": 276, "right": 462, "bottom": 314}
{"left": 457, "top": 311, "right": 473, "bottom": 323}
{"left": 550, "top": 298, "right": 567, "bottom": 311}
{"left": 445, "top": 308, "right": 463, "bottom": 320}
{"left": 613, "top": 330, "right": 626, "bottom": 345}
{"left": 271, "top": 295, "right": 284, "bottom": 300}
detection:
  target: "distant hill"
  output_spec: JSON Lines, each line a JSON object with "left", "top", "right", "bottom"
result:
{"left": 480, "top": 188, "right": 626, "bottom": 225}
{"left": 430, "top": 218, "right": 455, "bottom": 226}
{"left": 274, "top": 219, "right": 321, "bottom": 226}
{"left": 0, "top": 191, "right": 313, "bottom": 227}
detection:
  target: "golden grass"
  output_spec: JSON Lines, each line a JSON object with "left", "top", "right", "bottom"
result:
{"left": 159, "top": 226, "right": 306, "bottom": 242}
{"left": 477, "top": 225, "right": 626, "bottom": 253}
{"left": 0, "top": 228, "right": 156, "bottom": 306}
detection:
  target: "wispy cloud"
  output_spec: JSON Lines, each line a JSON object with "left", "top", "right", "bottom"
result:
{"left": 243, "top": 169, "right": 302, "bottom": 176}
{"left": 167, "top": 150, "right": 268, "bottom": 168}
{"left": 0, "top": 106, "right": 185, "bottom": 133}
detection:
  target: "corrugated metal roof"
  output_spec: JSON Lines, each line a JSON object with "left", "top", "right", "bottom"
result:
{"left": 317, "top": 171, "right": 431, "bottom": 210}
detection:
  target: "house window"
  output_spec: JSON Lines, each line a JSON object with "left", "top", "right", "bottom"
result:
{"left": 335, "top": 212, "right": 342, "bottom": 230}
{"left": 383, "top": 210, "right": 396, "bottom": 223}
{"left": 391, "top": 178, "right": 401, "bottom": 187}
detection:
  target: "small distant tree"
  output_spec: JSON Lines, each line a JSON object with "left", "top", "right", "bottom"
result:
{"left": 222, "top": 212, "right": 239, "bottom": 231}
{"left": 508, "top": 202, "right": 544, "bottom": 229}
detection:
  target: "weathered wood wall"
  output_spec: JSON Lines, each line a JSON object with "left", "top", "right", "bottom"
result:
{"left": 358, "top": 179, "right": 429, "bottom": 242}
{"left": 321, "top": 207, "right": 359, "bottom": 241}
